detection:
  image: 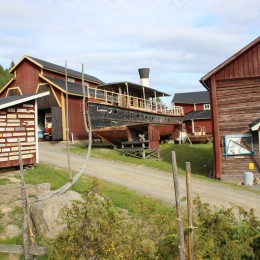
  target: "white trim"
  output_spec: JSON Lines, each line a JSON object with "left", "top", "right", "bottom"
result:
{"left": 204, "top": 103, "right": 211, "bottom": 110}
{"left": 251, "top": 122, "right": 260, "bottom": 131}
{"left": 0, "top": 91, "right": 50, "bottom": 110}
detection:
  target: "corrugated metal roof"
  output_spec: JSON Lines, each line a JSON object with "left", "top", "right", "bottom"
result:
{"left": 28, "top": 56, "right": 104, "bottom": 84}
{"left": 183, "top": 110, "right": 211, "bottom": 121}
{"left": 172, "top": 91, "right": 209, "bottom": 104}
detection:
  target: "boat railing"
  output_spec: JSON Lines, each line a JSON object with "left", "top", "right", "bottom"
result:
{"left": 87, "top": 87, "right": 184, "bottom": 116}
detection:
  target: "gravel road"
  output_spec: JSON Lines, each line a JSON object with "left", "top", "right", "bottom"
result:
{"left": 39, "top": 142, "right": 260, "bottom": 217}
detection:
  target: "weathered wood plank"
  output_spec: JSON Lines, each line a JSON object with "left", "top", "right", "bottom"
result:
{"left": 0, "top": 244, "right": 48, "bottom": 256}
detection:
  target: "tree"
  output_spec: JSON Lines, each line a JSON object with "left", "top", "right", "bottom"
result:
{"left": 0, "top": 63, "right": 12, "bottom": 89}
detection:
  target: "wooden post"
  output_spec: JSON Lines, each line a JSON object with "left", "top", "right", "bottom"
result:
{"left": 18, "top": 139, "right": 30, "bottom": 260}
{"left": 186, "top": 162, "right": 194, "bottom": 260}
{"left": 171, "top": 151, "right": 185, "bottom": 260}
{"left": 65, "top": 61, "right": 72, "bottom": 181}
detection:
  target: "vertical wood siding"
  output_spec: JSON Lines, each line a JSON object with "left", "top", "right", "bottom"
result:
{"left": 15, "top": 60, "right": 41, "bottom": 94}
{"left": 68, "top": 96, "right": 87, "bottom": 140}
{"left": 216, "top": 42, "right": 260, "bottom": 80}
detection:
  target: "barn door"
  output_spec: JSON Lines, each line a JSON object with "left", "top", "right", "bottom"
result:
{"left": 52, "top": 107, "right": 62, "bottom": 140}
{"left": 148, "top": 125, "right": 160, "bottom": 150}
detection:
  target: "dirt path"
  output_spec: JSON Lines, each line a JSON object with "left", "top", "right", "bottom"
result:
{"left": 39, "top": 142, "right": 260, "bottom": 217}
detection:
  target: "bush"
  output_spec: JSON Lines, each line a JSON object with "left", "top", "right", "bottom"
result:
{"left": 48, "top": 179, "right": 159, "bottom": 259}
{"left": 48, "top": 181, "right": 260, "bottom": 259}
{"left": 193, "top": 196, "right": 260, "bottom": 259}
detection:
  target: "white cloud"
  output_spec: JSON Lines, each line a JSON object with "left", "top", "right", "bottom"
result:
{"left": 0, "top": 0, "right": 259, "bottom": 98}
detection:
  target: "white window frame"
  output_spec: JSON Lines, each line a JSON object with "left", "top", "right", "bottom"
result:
{"left": 204, "top": 104, "right": 210, "bottom": 110}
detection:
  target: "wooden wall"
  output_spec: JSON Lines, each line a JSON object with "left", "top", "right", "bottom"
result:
{"left": 175, "top": 103, "right": 209, "bottom": 114}
{"left": 14, "top": 60, "right": 41, "bottom": 94}
{"left": 216, "top": 78, "right": 260, "bottom": 181}
{"left": 68, "top": 96, "right": 87, "bottom": 140}
{"left": 185, "top": 119, "right": 212, "bottom": 134}
{"left": 0, "top": 101, "right": 37, "bottom": 168}
{"left": 216, "top": 42, "right": 260, "bottom": 80}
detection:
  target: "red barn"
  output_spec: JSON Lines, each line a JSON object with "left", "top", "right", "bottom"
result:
{"left": 172, "top": 91, "right": 212, "bottom": 136}
{"left": 0, "top": 56, "right": 103, "bottom": 141}
{"left": 201, "top": 37, "right": 260, "bottom": 181}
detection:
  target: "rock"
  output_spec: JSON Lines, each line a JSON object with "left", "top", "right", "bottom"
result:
{"left": 36, "top": 183, "right": 51, "bottom": 195}
{"left": 30, "top": 190, "right": 82, "bottom": 239}
{"left": 0, "top": 224, "right": 21, "bottom": 239}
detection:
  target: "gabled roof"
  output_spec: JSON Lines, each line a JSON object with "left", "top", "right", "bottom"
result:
{"left": 0, "top": 92, "right": 50, "bottom": 110}
{"left": 10, "top": 56, "right": 104, "bottom": 84}
{"left": 200, "top": 36, "right": 260, "bottom": 88}
{"left": 172, "top": 91, "right": 209, "bottom": 104}
{"left": 97, "top": 82, "right": 170, "bottom": 97}
{"left": 183, "top": 110, "right": 211, "bottom": 121}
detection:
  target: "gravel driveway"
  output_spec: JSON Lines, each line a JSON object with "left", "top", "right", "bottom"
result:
{"left": 39, "top": 142, "right": 260, "bottom": 217}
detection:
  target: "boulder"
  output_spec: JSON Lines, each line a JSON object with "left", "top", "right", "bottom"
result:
{"left": 30, "top": 190, "right": 82, "bottom": 239}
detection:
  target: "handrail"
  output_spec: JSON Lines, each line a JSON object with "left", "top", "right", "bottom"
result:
{"left": 87, "top": 86, "right": 184, "bottom": 116}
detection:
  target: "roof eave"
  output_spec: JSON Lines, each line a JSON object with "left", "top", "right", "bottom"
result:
{"left": 0, "top": 91, "right": 50, "bottom": 110}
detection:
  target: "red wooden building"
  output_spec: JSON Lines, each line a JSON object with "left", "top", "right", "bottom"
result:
{"left": 172, "top": 91, "right": 212, "bottom": 135}
{"left": 200, "top": 37, "right": 260, "bottom": 181}
{"left": 0, "top": 92, "right": 49, "bottom": 168}
{"left": 0, "top": 56, "right": 103, "bottom": 141}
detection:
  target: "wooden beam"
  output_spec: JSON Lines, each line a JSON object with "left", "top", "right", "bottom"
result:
{"left": 0, "top": 244, "right": 48, "bottom": 256}
{"left": 210, "top": 76, "right": 221, "bottom": 178}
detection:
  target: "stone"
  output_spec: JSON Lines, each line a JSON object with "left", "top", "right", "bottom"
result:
{"left": 36, "top": 183, "right": 51, "bottom": 195}
{"left": 0, "top": 224, "right": 21, "bottom": 239}
{"left": 30, "top": 190, "right": 82, "bottom": 239}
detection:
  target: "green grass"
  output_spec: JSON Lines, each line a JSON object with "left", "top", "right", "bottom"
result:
{"left": 7, "top": 206, "right": 23, "bottom": 228}
{"left": 25, "top": 164, "right": 174, "bottom": 217}
{"left": 0, "top": 178, "right": 11, "bottom": 185}
{"left": 70, "top": 142, "right": 213, "bottom": 176}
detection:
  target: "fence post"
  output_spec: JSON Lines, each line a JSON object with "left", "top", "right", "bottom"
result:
{"left": 171, "top": 151, "right": 185, "bottom": 260}
{"left": 18, "top": 139, "right": 30, "bottom": 260}
{"left": 186, "top": 162, "right": 194, "bottom": 260}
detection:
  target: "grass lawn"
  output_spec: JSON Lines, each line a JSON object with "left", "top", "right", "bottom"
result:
{"left": 70, "top": 142, "right": 213, "bottom": 177}
{"left": 24, "top": 164, "right": 174, "bottom": 217}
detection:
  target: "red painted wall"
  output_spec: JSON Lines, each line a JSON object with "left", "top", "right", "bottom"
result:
{"left": 175, "top": 103, "right": 209, "bottom": 114}
{"left": 68, "top": 96, "right": 87, "bottom": 139}
{"left": 184, "top": 119, "right": 212, "bottom": 134}
{"left": 14, "top": 60, "right": 41, "bottom": 94}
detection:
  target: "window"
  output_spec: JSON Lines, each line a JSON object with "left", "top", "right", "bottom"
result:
{"left": 204, "top": 104, "right": 210, "bottom": 110}
{"left": 67, "top": 77, "right": 75, "bottom": 83}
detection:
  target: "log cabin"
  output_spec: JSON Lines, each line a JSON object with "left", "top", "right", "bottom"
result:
{"left": 200, "top": 37, "right": 260, "bottom": 181}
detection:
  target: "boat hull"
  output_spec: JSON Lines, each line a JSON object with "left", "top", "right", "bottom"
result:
{"left": 88, "top": 102, "right": 183, "bottom": 145}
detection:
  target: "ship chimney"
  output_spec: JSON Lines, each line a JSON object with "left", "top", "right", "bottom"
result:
{"left": 138, "top": 68, "right": 150, "bottom": 87}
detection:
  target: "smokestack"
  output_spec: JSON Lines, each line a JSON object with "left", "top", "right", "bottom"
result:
{"left": 138, "top": 68, "right": 150, "bottom": 87}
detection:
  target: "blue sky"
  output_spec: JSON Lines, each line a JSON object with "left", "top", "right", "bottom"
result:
{"left": 0, "top": 0, "right": 259, "bottom": 103}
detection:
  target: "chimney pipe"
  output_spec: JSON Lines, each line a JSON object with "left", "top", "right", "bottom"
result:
{"left": 138, "top": 68, "right": 150, "bottom": 87}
